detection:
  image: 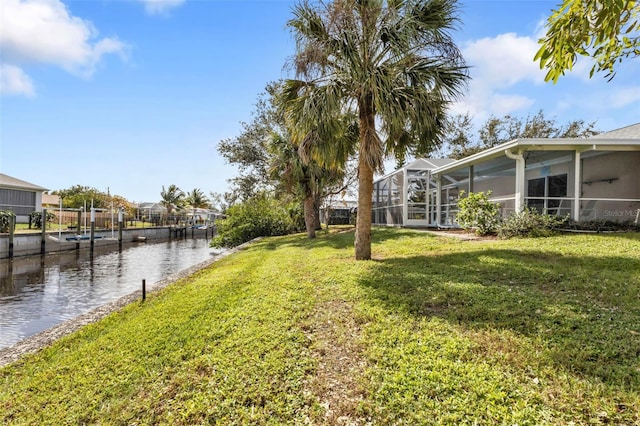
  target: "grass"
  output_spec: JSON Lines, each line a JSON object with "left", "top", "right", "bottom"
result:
{"left": 1, "top": 228, "right": 639, "bottom": 424}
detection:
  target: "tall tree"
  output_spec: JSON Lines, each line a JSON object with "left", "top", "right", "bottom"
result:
{"left": 160, "top": 184, "right": 185, "bottom": 215}
{"left": 535, "top": 0, "right": 640, "bottom": 82}
{"left": 285, "top": 0, "right": 468, "bottom": 259}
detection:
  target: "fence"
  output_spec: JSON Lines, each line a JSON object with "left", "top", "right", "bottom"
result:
{"left": 44, "top": 210, "right": 135, "bottom": 230}
{"left": 43, "top": 210, "right": 208, "bottom": 230}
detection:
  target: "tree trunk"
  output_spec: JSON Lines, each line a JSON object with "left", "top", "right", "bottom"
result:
{"left": 304, "top": 194, "right": 316, "bottom": 239}
{"left": 355, "top": 159, "right": 373, "bottom": 259}
{"left": 355, "top": 97, "right": 376, "bottom": 260}
{"left": 313, "top": 196, "right": 322, "bottom": 230}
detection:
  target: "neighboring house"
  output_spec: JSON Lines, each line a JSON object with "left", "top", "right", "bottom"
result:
{"left": 0, "top": 173, "right": 48, "bottom": 223}
{"left": 186, "top": 207, "right": 225, "bottom": 224}
{"left": 41, "top": 193, "right": 61, "bottom": 209}
{"left": 321, "top": 199, "right": 357, "bottom": 225}
{"left": 137, "top": 202, "right": 168, "bottom": 220}
{"left": 372, "top": 123, "right": 640, "bottom": 227}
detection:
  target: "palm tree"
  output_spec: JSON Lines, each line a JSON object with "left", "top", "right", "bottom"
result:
{"left": 160, "top": 184, "right": 185, "bottom": 216}
{"left": 269, "top": 131, "right": 347, "bottom": 239}
{"left": 185, "top": 188, "right": 210, "bottom": 209}
{"left": 269, "top": 88, "right": 358, "bottom": 238}
{"left": 285, "top": 0, "right": 468, "bottom": 259}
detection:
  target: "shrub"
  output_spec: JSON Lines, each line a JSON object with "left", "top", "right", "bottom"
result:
{"left": 0, "top": 210, "right": 16, "bottom": 233}
{"left": 285, "top": 202, "right": 305, "bottom": 232}
{"left": 498, "top": 208, "right": 568, "bottom": 239}
{"left": 29, "top": 211, "right": 56, "bottom": 229}
{"left": 456, "top": 191, "right": 501, "bottom": 236}
{"left": 211, "top": 195, "right": 296, "bottom": 248}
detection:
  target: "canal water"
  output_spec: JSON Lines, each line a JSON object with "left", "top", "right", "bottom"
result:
{"left": 0, "top": 238, "right": 225, "bottom": 351}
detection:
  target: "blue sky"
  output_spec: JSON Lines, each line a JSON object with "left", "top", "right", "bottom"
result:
{"left": 1, "top": 0, "right": 639, "bottom": 204}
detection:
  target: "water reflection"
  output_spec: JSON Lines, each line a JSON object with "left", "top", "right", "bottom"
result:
{"left": 0, "top": 239, "right": 224, "bottom": 350}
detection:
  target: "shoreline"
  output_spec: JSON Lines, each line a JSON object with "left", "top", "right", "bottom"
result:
{"left": 0, "top": 243, "right": 246, "bottom": 368}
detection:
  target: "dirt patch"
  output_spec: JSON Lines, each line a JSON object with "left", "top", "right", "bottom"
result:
{"left": 303, "top": 299, "right": 368, "bottom": 425}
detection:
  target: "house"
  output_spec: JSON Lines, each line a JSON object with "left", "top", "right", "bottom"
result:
{"left": 372, "top": 123, "right": 640, "bottom": 227}
{"left": 137, "top": 202, "right": 168, "bottom": 221}
{"left": 41, "top": 193, "right": 61, "bottom": 208}
{"left": 186, "top": 207, "right": 225, "bottom": 224}
{"left": 321, "top": 199, "right": 358, "bottom": 225}
{"left": 0, "top": 173, "right": 48, "bottom": 223}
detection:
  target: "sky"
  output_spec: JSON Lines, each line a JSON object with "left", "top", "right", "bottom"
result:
{"left": 1, "top": 0, "right": 639, "bottom": 204}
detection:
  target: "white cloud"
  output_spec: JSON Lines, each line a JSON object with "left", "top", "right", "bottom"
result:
{"left": 138, "top": 0, "right": 186, "bottom": 15}
{"left": 607, "top": 86, "right": 640, "bottom": 109}
{"left": 556, "top": 85, "right": 640, "bottom": 113}
{"left": 490, "top": 93, "right": 535, "bottom": 116}
{"left": 0, "top": 0, "right": 128, "bottom": 96}
{"left": 463, "top": 33, "right": 544, "bottom": 88}
{"left": 452, "top": 32, "right": 547, "bottom": 119}
{"left": 0, "top": 64, "right": 35, "bottom": 97}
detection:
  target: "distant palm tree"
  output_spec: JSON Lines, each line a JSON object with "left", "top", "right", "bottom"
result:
{"left": 185, "top": 188, "right": 210, "bottom": 209}
{"left": 285, "top": 0, "right": 468, "bottom": 259}
{"left": 160, "top": 184, "right": 185, "bottom": 216}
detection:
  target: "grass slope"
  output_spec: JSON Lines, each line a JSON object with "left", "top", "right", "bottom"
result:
{"left": 1, "top": 228, "right": 639, "bottom": 424}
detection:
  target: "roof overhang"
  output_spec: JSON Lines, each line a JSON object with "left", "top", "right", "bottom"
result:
{"left": 432, "top": 138, "right": 640, "bottom": 175}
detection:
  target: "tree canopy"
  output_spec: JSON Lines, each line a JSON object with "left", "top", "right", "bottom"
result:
{"left": 185, "top": 188, "right": 211, "bottom": 209}
{"left": 436, "top": 111, "right": 600, "bottom": 159}
{"left": 535, "top": 0, "right": 640, "bottom": 82}
{"left": 52, "top": 185, "right": 132, "bottom": 212}
{"left": 160, "top": 184, "right": 186, "bottom": 215}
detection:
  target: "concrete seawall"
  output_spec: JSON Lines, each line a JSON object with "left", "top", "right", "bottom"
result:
{"left": 0, "top": 226, "right": 212, "bottom": 259}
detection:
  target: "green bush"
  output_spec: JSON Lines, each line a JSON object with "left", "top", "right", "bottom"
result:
{"left": 456, "top": 191, "right": 501, "bottom": 236}
{"left": 497, "top": 208, "right": 568, "bottom": 239}
{"left": 0, "top": 210, "right": 16, "bottom": 233}
{"left": 285, "top": 202, "right": 305, "bottom": 232}
{"left": 211, "top": 195, "right": 296, "bottom": 248}
{"left": 29, "top": 211, "right": 56, "bottom": 229}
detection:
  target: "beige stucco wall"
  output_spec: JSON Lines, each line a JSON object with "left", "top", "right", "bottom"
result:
{"left": 581, "top": 151, "right": 640, "bottom": 221}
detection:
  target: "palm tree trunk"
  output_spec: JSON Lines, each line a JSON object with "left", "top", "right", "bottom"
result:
{"left": 355, "top": 97, "right": 376, "bottom": 260}
{"left": 304, "top": 194, "right": 316, "bottom": 239}
{"left": 355, "top": 158, "right": 373, "bottom": 259}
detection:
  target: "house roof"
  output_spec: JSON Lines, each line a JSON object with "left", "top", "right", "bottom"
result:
{"left": 42, "top": 193, "right": 61, "bottom": 205}
{"left": 374, "top": 157, "right": 455, "bottom": 183}
{"left": 0, "top": 173, "right": 48, "bottom": 192}
{"left": 323, "top": 199, "right": 358, "bottom": 209}
{"left": 432, "top": 123, "right": 640, "bottom": 175}
{"left": 591, "top": 122, "right": 640, "bottom": 139}
{"left": 137, "top": 202, "right": 167, "bottom": 211}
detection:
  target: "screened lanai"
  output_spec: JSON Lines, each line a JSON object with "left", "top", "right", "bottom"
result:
{"left": 372, "top": 158, "right": 453, "bottom": 227}
{"left": 372, "top": 123, "right": 640, "bottom": 228}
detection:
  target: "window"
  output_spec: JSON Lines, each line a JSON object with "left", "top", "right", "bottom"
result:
{"left": 527, "top": 174, "right": 567, "bottom": 213}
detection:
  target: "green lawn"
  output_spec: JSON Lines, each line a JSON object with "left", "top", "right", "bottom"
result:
{"left": 1, "top": 228, "right": 639, "bottom": 424}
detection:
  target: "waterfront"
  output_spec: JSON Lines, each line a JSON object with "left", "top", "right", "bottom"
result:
{"left": 0, "top": 238, "right": 224, "bottom": 350}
